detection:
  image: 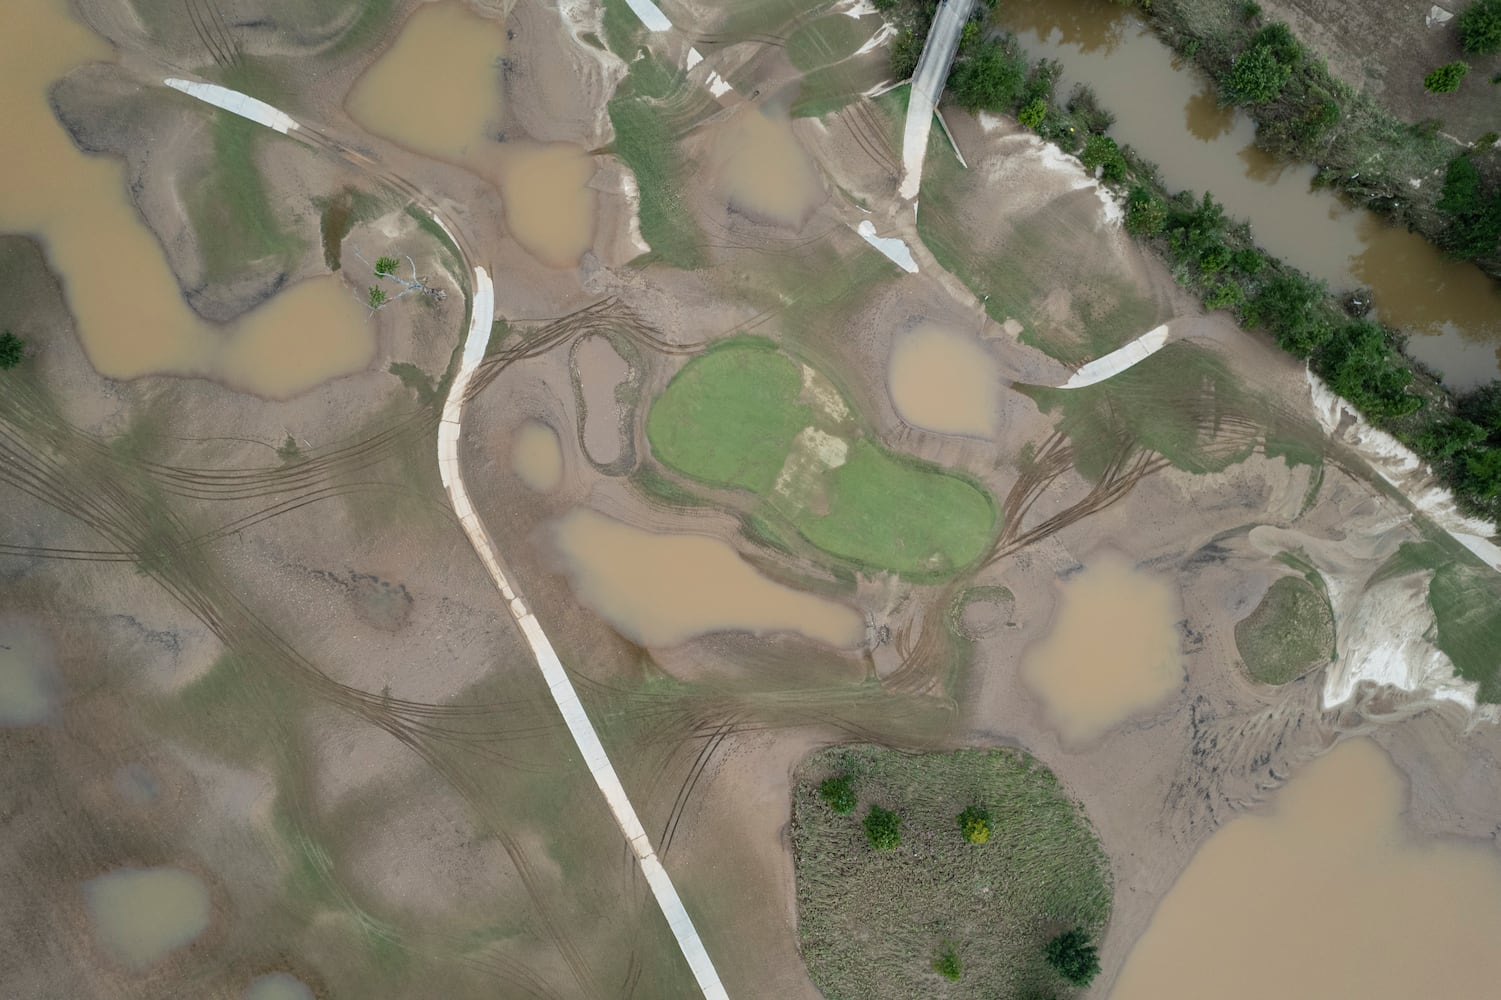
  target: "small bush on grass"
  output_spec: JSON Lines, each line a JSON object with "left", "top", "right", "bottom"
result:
{"left": 863, "top": 804, "right": 901, "bottom": 850}
{"left": 933, "top": 943, "right": 962, "bottom": 981}
{"left": 818, "top": 774, "right": 857, "bottom": 814}
{"left": 1044, "top": 928, "right": 1101, "bottom": 986}
{"left": 957, "top": 805, "right": 991, "bottom": 844}
{"left": 1424, "top": 61, "right": 1469, "bottom": 93}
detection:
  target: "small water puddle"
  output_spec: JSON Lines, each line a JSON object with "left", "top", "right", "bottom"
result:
{"left": 888, "top": 324, "right": 999, "bottom": 437}
{"left": 85, "top": 867, "right": 211, "bottom": 969}
{"left": 1114, "top": 738, "right": 1501, "bottom": 998}
{"left": 1022, "top": 552, "right": 1180, "bottom": 743}
{"left": 552, "top": 508, "right": 863, "bottom": 647}
{"left": 0, "top": 620, "right": 57, "bottom": 727}
{"left": 511, "top": 419, "right": 563, "bottom": 492}
{"left": 710, "top": 105, "right": 822, "bottom": 227}
{"left": 245, "top": 973, "right": 314, "bottom": 1000}
{"left": 574, "top": 335, "right": 629, "bottom": 466}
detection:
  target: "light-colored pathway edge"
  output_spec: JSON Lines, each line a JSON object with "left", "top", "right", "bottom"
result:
{"left": 1057, "top": 324, "right": 1171, "bottom": 389}
{"left": 898, "top": 0, "right": 975, "bottom": 200}
{"left": 166, "top": 77, "right": 730, "bottom": 1000}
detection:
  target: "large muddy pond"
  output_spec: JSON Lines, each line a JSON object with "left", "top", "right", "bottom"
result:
{"left": 887, "top": 324, "right": 999, "bottom": 437}
{"left": 1114, "top": 738, "right": 1501, "bottom": 998}
{"left": 710, "top": 106, "right": 823, "bottom": 227}
{"left": 348, "top": 2, "right": 596, "bottom": 267}
{"left": 85, "top": 866, "right": 211, "bottom": 969}
{"left": 996, "top": 0, "right": 1501, "bottom": 386}
{"left": 1022, "top": 553, "right": 1180, "bottom": 743}
{"left": 1, "top": 0, "right": 370, "bottom": 397}
{"left": 552, "top": 508, "right": 864, "bottom": 647}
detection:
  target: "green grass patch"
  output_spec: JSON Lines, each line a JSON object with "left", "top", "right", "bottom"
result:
{"left": 787, "top": 13, "right": 877, "bottom": 71}
{"left": 793, "top": 745, "right": 1112, "bottom": 1000}
{"left": 645, "top": 343, "right": 998, "bottom": 578}
{"left": 184, "top": 111, "right": 303, "bottom": 280}
{"left": 1427, "top": 561, "right": 1501, "bottom": 703}
{"left": 1234, "top": 576, "right": 1334, "bottom": 684}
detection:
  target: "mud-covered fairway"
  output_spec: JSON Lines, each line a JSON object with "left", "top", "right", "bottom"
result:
{"left": 792, "top": 745, "right": 1111, "bottom": 999}
{"left": 645, "top": 340, "right": 998, "bottom": 578}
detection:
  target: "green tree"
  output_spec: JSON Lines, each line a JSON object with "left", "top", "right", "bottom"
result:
{"left": 1018, "top": 98, "right": 1047, "bottom": 129}
{"left": 932, "top": 943, "right": 962, "bottom": 981}
{"left": 956, "top": 805, "right": 991, "bottom": 844}
{"left": 818, "top": 774, "right": 857, "bottom": 814}
{"left": 1316, "top": 320, "right": 1420, "bottom": 421}
{"left": 891, "top": 29, "right": 922, "bottom": 79}
{"left": 1419, "top": 417, "right": 1487, "bottom": 458}
{"left": 367, "top": 286, "right": 388, "bottom": 310}
{"left": 1079, "top": 134, "right": 1127, "bottom": 182}
{"left": 1466, "top": 448, "right": 1501, "bottom": 496}
{"left": 947, "top": 38, "right": 1028, "bottom": 112}
{"left": 0, "top": 331, "right": 23, "bottom": 370}
{"left": 863, "top": 804, "right": 901, "bottom": 850}
{"left": 375, "top": 255, "right": 400, "bottom": 276}
{"left": 1249, "top": 272, "right": 1334, "bottom": 357}
{"left": 1043, "top": 928, "right": 1101, "bottom": 986}
{"left": 1221, "top": 44, "right": 1293, "bottom": 105}
{"left": 1458, "top": 0, "right": 1501, "bottom": 54}
{"left": 1424, "top": 61, "right": 1470, "bottom": 93}
{"left": 1125, "top": 186, "right": 1168, "bottom": 236}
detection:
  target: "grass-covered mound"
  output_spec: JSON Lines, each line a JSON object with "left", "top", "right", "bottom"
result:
{"left": 792, "top": 745, "right": 1112, "bottom": 999}
{"left": 1235, "top": 576, "right": 1335, "bottom": 684}
{"left": 645, "top": 340, "right": 998, "bottom": 578}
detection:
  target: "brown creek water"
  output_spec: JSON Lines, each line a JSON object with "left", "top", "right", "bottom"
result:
{"left": 0, "top": 0, "right": 370, "bottom": 397}
{"left": 347, "top": 2, "right": 597, "bottom": 267}
{"left": 887, "top": 324, "right": 1000, "bottom": 437}
{"left": 996, "top": 0, "right": 1501, "bottom": 387}
{"left": 1021, "top": 552, "right": 1181, "bottom": 744}
{"left": 552, "top": 508, "right": 864, "bottom": 648}
{"left": 1113, "top": 738, "right": 1501, "bottom": 998}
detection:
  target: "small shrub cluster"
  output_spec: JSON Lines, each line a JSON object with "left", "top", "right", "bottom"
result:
{"left": 1044, "top": 928, "right": 1101, "bottom": 986}
{"left": 863, "top": 804, "right": 903, "bottom": 850}
{"left": 957, "top": 805, "right": 991, "bottom": 844}
{"left": 0, "top": 331, "right": 23, "bottom": 370}
{"left": 818, "top": 773, "right": 857, "bottom": 814}
{"left": 1459, "top": 0, "right": 1501, "bottom": 55}
{"left": 1437, "top": 154, "right": 1501, "bottom": 260}
{"left": 1424, "top": 61, "right": 1470, "bottom": 93}
{"left": 933, "top": 943, "right": 963, "bottom": 981}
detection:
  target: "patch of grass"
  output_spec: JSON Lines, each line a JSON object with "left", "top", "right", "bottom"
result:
{"left": 157, "top": 651, "right": 301, "bottom": 765}
{"left": 645, "top": 341, "right": 811, "bottom": 494}
{"left": 316, "top": 187, "right": 385, "bottom": 270}
{"left": 793, "top": 745, "right": 1111, "bottom": 1000}
{"left": 184, "top": 111, "right": 304, "bottom": 280}
{"left": 787, "top": 13, "right": 876, "bottom": 71}
{"left": 1234, "top": 576, "right": 1334, "bottom": 684}
{"left": 645, "top": 343, "right": 999, "bottom": 578}
{"left": 1427, "top": 561, "right": 1501, "bottom": 702}
{"left": 800, "top": 440, "right": 996, "bottom": 576}
{"left": 388, "top": 361, "right": 436, "bottom": 406}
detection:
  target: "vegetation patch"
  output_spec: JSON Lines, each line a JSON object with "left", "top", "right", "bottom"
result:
{"left": 1234, "top": 575, "right": 1334, "bottom": 684}
{"left": 184, "top": 111, "right": 304, "bottom": 280}
{"left": 645, "top": 342, "right": 998, "bottom": 578}
{"left": 793, "top": 744, "right": 1112, "bottom": 999}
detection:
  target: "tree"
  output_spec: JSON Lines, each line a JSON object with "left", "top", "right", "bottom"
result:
{"left": 956, "top": 805, "right": 991, "bottom": 844}
{"left": 0, "top": 331, "right": 23, "bottom": 370}
{"left": 367, "top": 286, "right": 388, "bottom": 310}
{"left": 933, "top": 943, "right": 962, "bottom": 981}
{"left": 863, "top": 804, "right": 901, "bottom": 850}
{"left": 1419, "top": 417, "right": 1487, "bottom": 458}
{"left": 1316, "top": 320, "right": 1421, "bottom": 421}
{"left": 818, "top": 774, "right": 857, "bottom": 814}
{"left": 1466, "top": 447, "right": 1501, "bottom": 497}
{"left": 947, "top": 38, "right": 1028, "bottom": 112}
{"left": 1458, "top": 0, "right": 1501, "bottom": 54}
{"left": 1249, "top": 272, "right": 1334, "bottom": 357}
{"left": 1018, "top": 98, "right": 1047, "bottom": 129}
{"left": 354, "top": 247, "right": 446, "bottom": 312}
{"left": 375, "top": 255, "right": 400, "bottom": 276}
{"left": 1424, "top": 61, "right": 1470, "bottom": 93}
{"left": 1221, "top": 43, "right": 1293, "bottom": 105}
{"left": 1044, "top": 928, "right": 1101, "bottom": 986}
{"left": 1079, "top": 133, "right": 1127, "bottom": 182}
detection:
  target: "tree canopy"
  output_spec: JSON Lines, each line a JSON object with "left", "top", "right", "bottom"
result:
{"left": 1043, "top": 928, "right": 1101, "bottom": 986}
{"left": 1458, "top": 0, "right": 1501, "bottom": 54}
{"left": 818, "top": 774, "right": 858, "bottom": 815}
{"left": 0, "top": 331, "right": 23, "bottom": 370}
{"left": 1423, "top": 61, "right": 1469, "bottom": 93}
{"left": 863, "top": 804, "right": 902, "bottom": 850}
{"left": 1221, "top": 43, "right": 1293, "bottom": 105}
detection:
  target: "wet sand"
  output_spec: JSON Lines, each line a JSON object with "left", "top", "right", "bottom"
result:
{"left": 1, "top": 0, "right": 370, "bottom": 397}
{"left": 887, "top": 324, "right": 999, "bottom": 437}
{"left": 1114, "top": 738, "right": 1501, "bottom": 999}
{"left": 1021, "top": 553, "right": 1180, "bottom": 743}
{"left": 552, "top": 508, "right": 863, "bottom": 648}
{"left": 511, "top": 419, "right": 564, "bottom": 492}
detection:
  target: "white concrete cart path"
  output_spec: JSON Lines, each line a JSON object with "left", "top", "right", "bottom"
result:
{"left": 898, "top": 0, "right": 975, "bottom": 200}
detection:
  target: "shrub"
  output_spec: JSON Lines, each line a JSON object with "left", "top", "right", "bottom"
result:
{"left": 1249, "top": 272, "right": 1333, "bottom": 357}
{"left": 1458, "top": 0, "right": 1501, "bottom": 55}
{"left": 1466, "top": 448, "right": 1501, "bottom": 496}
{"left": 818, "top": 774, "right": 857, "bottom": 814}
{"left": 1437, "top": 154, "right": 1501, "bottom": 259}
{"left": 957, "top": 805, "right": 991, "bottom": 844}
{"left": 1221, "top": 43, "right": 1293, "bottom": 105}
{"left": 947, "top": 37, "right": 1028, "bottom": 112}
{"left": 1066, "top": 84, "right": 1116, "bottom": 135}
{"left": 1424, "top": 61, "right": 1470, "bottom": 93}
{"left": 1079, "top": 133, "right": 1127, "bottom": 182}
{"left": 933, "top": 943, "right": 962, "bottom": 981}
{"left": 1231, "top": 246, "right": 1266, "bottom": 275}
{"left": 891, "top": 29, "right": 922, "bottom": 79}
{"left": 374, "top": 255, "right": 400, "bottom": 275}
{"left": 1125, "top": 186, "right": 1169, "bottom": 235}
{"left": 1250, "top": 22, "right": 1303, "bottom": 67}
{"left": 1197, "top": 241, "right": 1231, "bottom": 273}
{"left": 1240, "top": 0, "right": 1261, "bottom": 20}
{"left": 1419, "top": 417, "right": 1487, "bottom": 458}
{"left": 1018, "top": 98, "right": 1047, "bottom": 129}
{"left": 863, "top": 804, "right": 901, "bottom": 850}
{"left": 1204, "top": 280, "right": 1246, "bottom": 312}
{"left": 366, "top": 286, "right": 388, "bottom": 310}
{"left": 0, "top": 331, "right": 23, "bottom": 370}
{"left": 1316, "top": 320, "right": 1421, "bottom": 421}
{"left": 1044, "top": 928, "right": 1101, "bottom": 986}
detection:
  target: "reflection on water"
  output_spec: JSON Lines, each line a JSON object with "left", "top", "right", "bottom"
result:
{"left": 0, "top": 0, "right": 370, "bottom": 397}
{"left": 887, "top": 324, "right": 999, "bottom": 437}
{"left": 511, "top": 420, "right": 563, "bottom": 492}
{"left": 710, "top": 106, "right": 822, "bottom": 227}
{"left": 552, "top": 508, "right": 864, "bottom": 648}
{"left": 85, "top": 867, "right": 211, "bottom": 969}
{"left": 1114, "top": 739, "right": 1501, "bottom": 998}
{"left": 996, "top": 0, "right": 1501, "bottom": 386}
{"left": 348, "top": 3, "right": 597, "bottom": 267}
{"left": 1022, "top": 553, "right": 1180, "bottom": 743}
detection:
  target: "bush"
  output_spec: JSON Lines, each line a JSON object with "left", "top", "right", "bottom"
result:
{"left": 1458, "top": 0, "right": 1501, "bottom": 55}
{"left": 0, "top": 331, "right": 23, "bottom": 370}
{"left": 1079, "top": 133, "right": 1127, "bottom": 182}
{"left": 1466, "top": 448, "right": 1501, "bottom": 496}
{"left": 1204, "top": 280, "right": 1246, "bottom": 312}
{"left": 1315, "top": 320, "right": 1421, "bottom": 421}
{"left": 947, "top": 37, "right": 1029, "bottom": 111}
{"left": 933, "top": 943, "right": 962, "bottom": 981}
{"left": 819, "top": 774, "right": 858, "bottom": 814}
{"left": 1018, "top": 98, "right": 1047, "bottom": 129}
{"left": 1424, "top": 61, "right": 1470, "bottom": 93}
{"left": 1249, "top": 272, "right": 1334, "bottom": 357}
{"left": 1125, "top": 186, "right": 1169, "bottom": 236}
{"left": 1066, "top": 84, "right": 1116, "bottom": 135}
{"left": 1419, "top": 417, "right": 1487, "bottom": 458}
{"left": 1437, "top": 154, "right": 1501, "bottom": 259}
{"left": 863, "top": 804, "right": 902, "bottom": 850}
{"left": 1221, "top": 43, "right": 1293, "bottom": 105}
{"left": 956, "top": 805, "right": 991, "bottom": 844}
{"left": 891, "top": 29, "right": 922, "bottom": 79}
{"left": 1231, "top": 246, "right": 1266, "bottom": 275}
{"left": 1044, "top": 928, "right": 1101, "bottom": 986}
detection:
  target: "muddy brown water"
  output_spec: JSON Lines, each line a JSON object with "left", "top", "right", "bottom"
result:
{"left": 1, "top": 0, "right": 371, "bottom": 397}
{"left": 511, "top": 419, "right": 564, "bottom": 492}
{"left": 1113, "top": 738, "right": 1501, "bottom": 998}
{"left": 887, "top": 324, "right": 999, "bottom": 437}
{"left": 710, "top": 106, "right": 823, "bottom": 227}
{"left": 574, "top": 335, "right": 629, "bottom": 465}
{"left": 347, "top": 2, "right": 597, "bottom": 267}
{"left": 996, "top": 0, "right": 1501, "bottom": 387}
{"left": 84, "top": 867, "right": 211, "bottom": 970}
{"left": 1021, "top": 552, "right": 1180, "bottom": 743}
{"left": 552, "top": 508, "right": 864, "bottom": 648}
